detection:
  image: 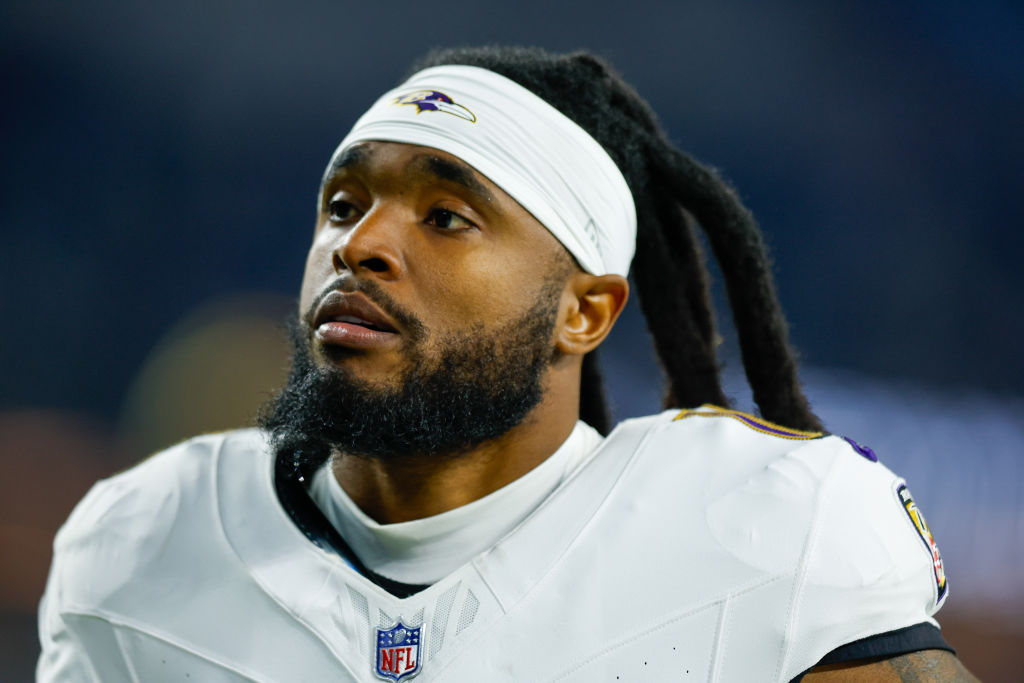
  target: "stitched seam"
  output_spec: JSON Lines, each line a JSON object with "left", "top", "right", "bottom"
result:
{"left": 547, "top": 574, "right": 783, "bottom": 682}
{"left": 477, "top": 417, "right": 663, "bottom": 616}
{"left": 707, "top": 596, "right": 729, "bottom": 683}
{"left": 548, "top": 601, "right": 724, "bottom": 682}
{"left": 527, "top": 419, "right": 663, "bottom": 589}
{"left": 60, "top": 607, "right": 264, "bottom": 682}
{"left": 439, "top": 424, "right": 664, "bottom": 682}
{"left": 111, "top": 626, "right": 143, "bottom": 683}
{"left": 56, "top": 611, "right": 106, "bottom": 682}
{"left": 212, "top": 433, "right": 363, "bottom": 680}
{"left": 775, "top": 454, "right": 841, "bottom": 681}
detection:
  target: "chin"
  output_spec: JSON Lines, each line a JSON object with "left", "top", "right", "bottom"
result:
{"left": 316, "top": 344, "right": 410, "bottom": 388}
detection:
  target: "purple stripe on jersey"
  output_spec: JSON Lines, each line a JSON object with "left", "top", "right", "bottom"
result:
{"left": 675, "top": 406, "right": 822, "bottom": 439}
{"left": 842, "top": 436, "right": 879, "bottom": 462}
{"left": 732, "top": 412, "right": 815, "bottom": 439}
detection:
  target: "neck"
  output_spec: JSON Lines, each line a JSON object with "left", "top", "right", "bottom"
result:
{"left": 333, "top": 363, "right": 581, "bottom": 524}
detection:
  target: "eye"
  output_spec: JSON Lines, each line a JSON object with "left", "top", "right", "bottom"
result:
{"left": 327, "top": 198, "right": 359, "bottom": 223}
{"left": 426, "top": 208, "right": 475, "bottom": 231}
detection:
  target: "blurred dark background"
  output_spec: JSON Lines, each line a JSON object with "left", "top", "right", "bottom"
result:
{"left": 3, "top": 0, "right": 1022, "bottom": 679}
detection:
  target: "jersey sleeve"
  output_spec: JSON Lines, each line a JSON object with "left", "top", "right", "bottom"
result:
{"left": 36, "top": 480, "right": 138, "bottom": 682}
{"left": 36, "top": 439, "right": 194, "bottom": 682}
{"left": 37, "top": 574, "right": 96, "bottom": 682}
{"left": 780, "top": 436, "right": 948, "bottom": 678}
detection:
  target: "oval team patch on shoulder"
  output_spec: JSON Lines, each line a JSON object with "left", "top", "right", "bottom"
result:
{"left": 673, "top": 404, "right": 824, "bottom": 440}
{"left": 896, "top": 482, "right": 948, "bottom": 605}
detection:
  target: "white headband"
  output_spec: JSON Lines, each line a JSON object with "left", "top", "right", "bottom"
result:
{"left": 331, "top": 65, "right": 637, "bottom": 277}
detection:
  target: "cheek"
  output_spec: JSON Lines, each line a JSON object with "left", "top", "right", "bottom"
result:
{"left": 415, "top": 253, "right": 545, "bottom": 328}
{"left": 299, "top": 241, "right": 334, "bottom": 316}
{"left": 406, "top": 262, "right": 475, "bottom": 326}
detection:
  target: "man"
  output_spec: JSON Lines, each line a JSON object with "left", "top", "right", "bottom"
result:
{"left": 38, "top": 47, "right": 975, "bottom": 681}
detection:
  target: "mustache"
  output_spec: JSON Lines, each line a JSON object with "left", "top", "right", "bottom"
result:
{"left": 302, "top": 277, "right": 426, "bottom": 338}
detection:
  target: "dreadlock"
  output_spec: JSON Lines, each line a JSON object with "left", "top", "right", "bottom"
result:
{"left": 409, "top": 46, "right": 823, "bottom": 433}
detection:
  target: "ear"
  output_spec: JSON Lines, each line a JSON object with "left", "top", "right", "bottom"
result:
{"left": 556, "top": 273, "right": 629, "bottom": 356}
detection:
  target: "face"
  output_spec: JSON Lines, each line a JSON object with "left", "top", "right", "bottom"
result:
{"left": 299, "top": 141, "right": 572, "bottom": 385}
{"left": 261, "top": 141, "right": 575, "bottom": 464}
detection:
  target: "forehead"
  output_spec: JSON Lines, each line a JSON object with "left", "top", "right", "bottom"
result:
{"left": 322, "top": 141, "right": 492, "bottom": 197}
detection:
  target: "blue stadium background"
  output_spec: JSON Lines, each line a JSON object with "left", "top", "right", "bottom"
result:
{"left": 3, "top": 1, "right": 1022, "bottom": 678}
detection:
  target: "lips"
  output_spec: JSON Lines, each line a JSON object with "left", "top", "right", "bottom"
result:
{"left": 312, "top": 291, "right": 399, "bottom": 348}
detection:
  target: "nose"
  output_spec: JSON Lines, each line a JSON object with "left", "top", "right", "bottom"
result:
{"left": 333, "top": 207, "right": 405, "bottom": 279}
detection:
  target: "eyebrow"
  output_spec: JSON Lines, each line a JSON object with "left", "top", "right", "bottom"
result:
{"left": 412, "top": 155, "right": 495, "bottom": 205}
{"left": 325, "top": 146, "right": 367, "bottom": 179}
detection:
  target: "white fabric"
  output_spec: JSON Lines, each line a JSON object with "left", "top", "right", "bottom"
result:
{"left": 333, "top": 65, "right": 637, "bottom": 277}
{"left": 38, "top": 411, "right": 945, "bottom": 681}
{"left": 308, "top": 421, "right": 602, "bottom": 585}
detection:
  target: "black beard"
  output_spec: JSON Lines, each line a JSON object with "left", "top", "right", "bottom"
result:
{"left": 258, "top": 284, "right": 562, "bottom": 473}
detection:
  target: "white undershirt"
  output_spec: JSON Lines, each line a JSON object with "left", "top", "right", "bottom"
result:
{"left": 308, "top": 421, "right": 603, "bottom": 585}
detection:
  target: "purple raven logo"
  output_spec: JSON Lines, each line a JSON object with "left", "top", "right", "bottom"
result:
{"left": 374, "top": 619, "right": 423, "bottom": 681}
{"left": 393, "top": 89, "right": 477, "bottom": 122}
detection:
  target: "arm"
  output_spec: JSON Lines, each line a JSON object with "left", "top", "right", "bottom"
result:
{"left": 803, "top": 649, "right": 979, "bottom": 682}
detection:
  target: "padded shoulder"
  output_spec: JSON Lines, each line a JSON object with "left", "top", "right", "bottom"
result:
{"left": 615, "top": 405, "right": 831, "bottom": 482}
{"left": 607, "top": 407, "right": 947, "bottom": 680}
{"left": 51, "top": 430, "right": 264, "bottom": 611}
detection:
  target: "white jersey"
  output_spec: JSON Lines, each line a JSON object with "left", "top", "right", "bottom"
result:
{"left": 37, "top": 407, "right": 947, "bottom": 682}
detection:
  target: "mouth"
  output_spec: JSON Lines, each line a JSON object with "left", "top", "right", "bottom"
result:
{"left": 312, "top": 291, "right": 400, "bottom": 349}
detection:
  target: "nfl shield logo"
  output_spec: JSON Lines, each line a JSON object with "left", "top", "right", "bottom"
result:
{"left": 374, "top": 619, "right": 423, "bottom": 681}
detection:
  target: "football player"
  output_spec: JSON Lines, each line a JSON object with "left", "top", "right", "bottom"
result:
{"left": 38, "top": 46, "right": 976, "bottom": 681}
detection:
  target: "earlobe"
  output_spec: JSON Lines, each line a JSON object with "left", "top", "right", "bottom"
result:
{"left": 556, "top": 274, "right": 629, "bottom": 356}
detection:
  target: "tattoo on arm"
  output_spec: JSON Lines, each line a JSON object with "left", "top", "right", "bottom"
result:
{"left": 804, "top": 649, "right": 979, "bottom": 682}
{"left": 882, "top": 650, "right": 979, "bottom": 682}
